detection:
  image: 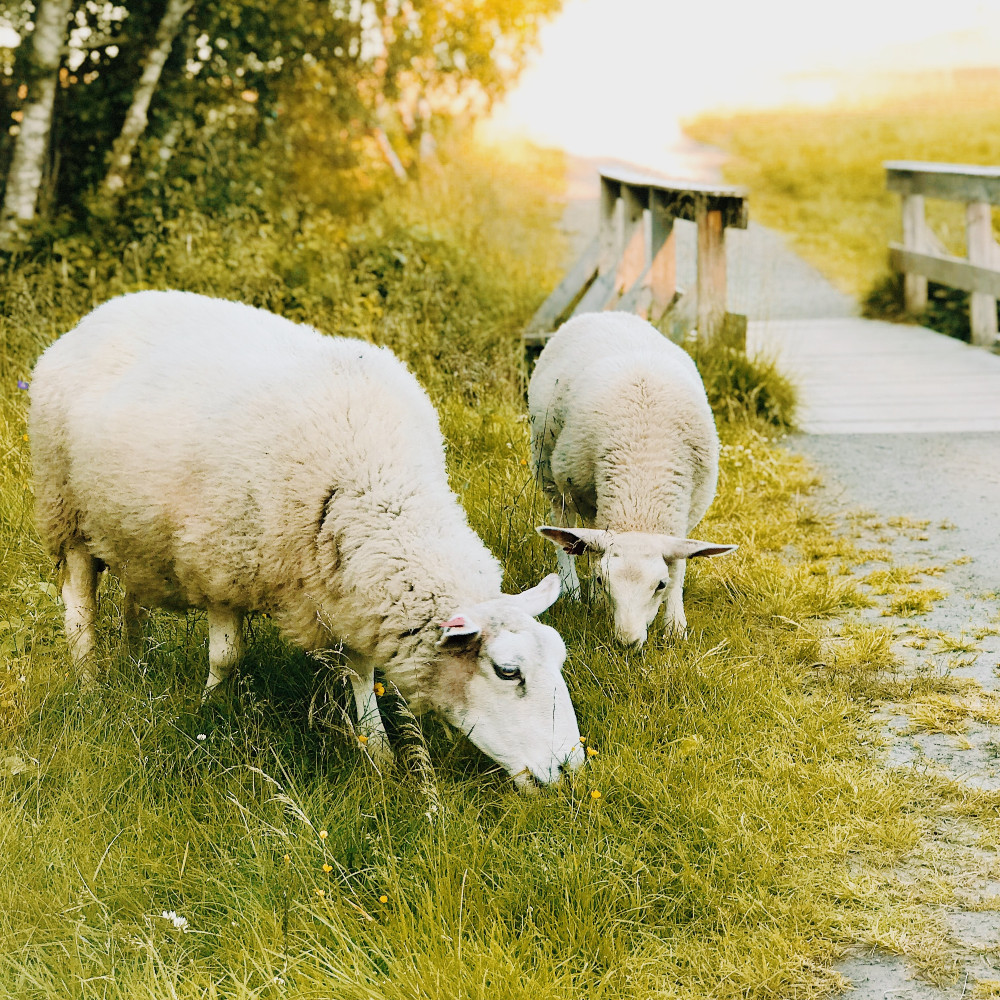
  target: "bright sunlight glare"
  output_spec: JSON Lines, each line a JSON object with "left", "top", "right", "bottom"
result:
{"left": 483, "top": 0, "right": 1000, "bottom": 171}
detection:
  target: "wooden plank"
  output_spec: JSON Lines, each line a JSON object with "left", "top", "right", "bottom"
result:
{"left": 886, "top": 160, "right": 1000, "bottom": 206}
{"left": 966, "top": 201, "right": 999, "bottom": 347}
{"left": 599, "top": 164, "right": 746, "bottom": 201}
{"left": 572, "top": 269, "right": 618, "bottom": 317}
{"left": 617, "top": 184, "right": 647, "bottom": 299}
{"left": 648, "top": 190, "right": 677, "bottom": 319}
{"left": 901, "top": 193, "right": 928, "bottom": 313}
{"left": 889, "top": 244, "right": 1000, "bottom": 298}
{"left": 598, "top": 176, "right": 621, "bottom": 275}
{"left": 524, "top": 236, "right": 601, "bottom": 335}
{"left": 599, "top": 168, "right": 748, "bottom": 230}
{"left": 696, "top": 204, "right": 726, "bottom": 340}
{"left": 615, "top": 262, "right": 652, "bottom": 314}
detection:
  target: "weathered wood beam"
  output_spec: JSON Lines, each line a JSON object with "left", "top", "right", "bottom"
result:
{"left": 649, "top": 190, "right": 677, "bottom": 320}
{"left": 889, "top": 244, "right": 1000, "bottom": 298}
{"left": 887, "top": 160, "right": 1000, "bottom": 207}
{"left": 901, "top": 193, "right": 928, "bottom": 313}
{"left": 615, "top": 262, "right": 653, "bottom": 315}
{"left": 696, "top": 202, "right": 727, "bottom": 341}
{"left": 966, "top": 201, "right": 999, "bottom": 346}
{"left": 572, "top": 269, "right": 618, "bottom": 316}
{"left": 523, "top": 236, "right": 601, "bottom": 336}
{"left": 617, "top": 184, "right": 647, "bottom": 303}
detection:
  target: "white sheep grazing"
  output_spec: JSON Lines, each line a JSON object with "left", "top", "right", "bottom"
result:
{"left": 30, "top": 290, "right": 585, "bottom": 788}
{"left": 528, "top": 312, "right": 736, "bottom": 646}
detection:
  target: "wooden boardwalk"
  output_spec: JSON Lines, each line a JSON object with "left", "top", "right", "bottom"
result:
{"left": 558, "top": 156, "right": 1000, "bottom": 436}
{"left": 748, "top": 317, "right": 1000, "bottom": 434}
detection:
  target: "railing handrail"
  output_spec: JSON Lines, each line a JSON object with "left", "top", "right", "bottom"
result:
{"left": 886, "top": 159, "right": 1000, "bottom": 347}
{"left": 886, "top": 160, "right": 1000, "bottom": 207}
{"left": 523, "top": 166, "right": 749, "bottom": 347}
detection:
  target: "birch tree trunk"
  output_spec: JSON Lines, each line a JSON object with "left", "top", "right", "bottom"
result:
{"left": 103, "top": 0, "right": 193, "bottom": 194}
{"left": 0, "top": 0, "right": 72, "bottom": 248}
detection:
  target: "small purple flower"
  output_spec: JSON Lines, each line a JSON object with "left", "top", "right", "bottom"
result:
{"left": 16, "top": 379, "right": 29, "bottom": 390}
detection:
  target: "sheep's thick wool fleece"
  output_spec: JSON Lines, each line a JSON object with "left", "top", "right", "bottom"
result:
{"left": 529, "top": 312, "right": 718, "bottom": 534}
{"left": 30, "top": 291, "right": 501, "bottom": 704}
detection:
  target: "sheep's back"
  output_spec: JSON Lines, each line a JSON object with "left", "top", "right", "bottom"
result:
{"left": 30, "top": 291, "right": 446, "bottom": 610}
{"left": 528, "top": 313, "right": 718, "bottom": 531}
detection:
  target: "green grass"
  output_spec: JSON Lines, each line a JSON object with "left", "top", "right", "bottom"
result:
{"left": 0, "top": 140, "right": 963, "bottom": 998}
{"left": 685, "top": 72, "right": 1000, "bottom": 301}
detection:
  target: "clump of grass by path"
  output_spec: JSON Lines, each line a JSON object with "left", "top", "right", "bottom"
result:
{"left": 0, "top": 142, "right": 964, "bottom": 999}
{"left": 686, "top": 71, "right": 1000, "bottom": 304}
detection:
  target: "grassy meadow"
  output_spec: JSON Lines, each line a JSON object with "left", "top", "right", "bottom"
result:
{"left": 686, "top": 70, "right": 1000, "bottom": 309}
{"left": 0, "top": 141, "right": 965, "bottom": 999}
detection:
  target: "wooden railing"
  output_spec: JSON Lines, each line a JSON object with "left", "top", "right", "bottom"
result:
{"left": 887, "top": 160, "right": 1000, "bottom": 347}
{"left": 523, "top": 167, "right": 748, "bottom": 347}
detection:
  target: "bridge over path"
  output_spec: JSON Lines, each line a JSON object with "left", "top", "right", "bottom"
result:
{"left": 558, "top": 148, "right": 1000, "bottom": 1000}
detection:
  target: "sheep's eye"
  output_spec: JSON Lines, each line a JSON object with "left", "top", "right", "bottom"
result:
{"left": 654, "top": 580, "right": 668, "bottom": 592}
{"left": 493, "top": 662, "right": 522, "bottom": 681}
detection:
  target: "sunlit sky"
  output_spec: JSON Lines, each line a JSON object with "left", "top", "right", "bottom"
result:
{"left": 485, "top": 0, "right": 1000, "bottom": 170}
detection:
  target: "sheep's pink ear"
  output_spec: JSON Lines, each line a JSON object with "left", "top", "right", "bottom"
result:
{"left": 435, "top": 615, "right": 482, "bottom": 650}
{"left": 504, "top": 573, "right": 561, "bottom": 617}
{"left": 660, "top": 537, "right": 738, "bottom": 561}
{"left": 536, "top": 526, "right": 609, "bottom": 556}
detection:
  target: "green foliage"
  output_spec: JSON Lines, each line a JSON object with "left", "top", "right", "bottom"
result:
{"left": 1, "top": 0, "right": 563, "bottom": 226}
{"left": 687, "top": 338, "right": 798, "bottom": 430}
{"left": 0, "top": 142, "right": 948, "bottom": 999}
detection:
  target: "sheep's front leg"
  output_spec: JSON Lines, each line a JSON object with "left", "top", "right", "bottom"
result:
{"left": 122, "top": 590, "right": 150, "bottom": 656}
{"left": 61, "top": 541, "right": 100, "bottom": 684}
{"left": 204, "top": 606, "right": 244, "bottom": 702}
{"left": 662, "top": 558, "right": 687, "bottom": 636}
{"left": 547, "top": 498, "right": 582, "bottom": 601}
{"left": 347, "top": 656, "right": 393, "bottom": 767}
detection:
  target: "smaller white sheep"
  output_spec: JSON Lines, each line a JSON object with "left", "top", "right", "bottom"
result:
{"left": 30, "top": 291, "right": 585, "bottom": 788}
{"left": 528, "top": 312, "right": 736, "bottom": 646}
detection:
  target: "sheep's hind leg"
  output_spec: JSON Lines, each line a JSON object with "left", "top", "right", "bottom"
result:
{"left": 61, "top": 541, "right": 100, "bottom": 685}
{"left": 204, "top": 606, "right": 245, "bottom": 702}
{"left": 347, "top": 655, "right": 393, "bottom": 767}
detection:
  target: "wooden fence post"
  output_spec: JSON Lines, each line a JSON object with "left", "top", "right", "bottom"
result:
{"left": 649, "top": 190, "right": 677, "bottom": 319}
{"left": 966, "top": 201, "right": 998, "bottom": 347}
{"left": 696, "top": 201, "right": 726, "bottom": 341}
{"left": 618, "top": 184, "right": 647, "bottom": 301}
{"left": 598, "top": 176, "right": 621, "bottom": 275}
{"left": 901, "top": 194, "right": 928, "bottom": 313}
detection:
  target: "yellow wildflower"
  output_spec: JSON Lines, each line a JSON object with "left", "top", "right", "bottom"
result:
{"left": 373, "top": 682, "right": 385, "bottom": 696}
{"left": 22, "top": 434, "right": 29, "bottom": 442}
{"left": 283, "top": 854, "right": 290, "bottom": 863}
{"left": 579, "top": 736, "right": 587, "bottom": 744}
{"left": 322, "top": 863, "right": 333, "bottom": 873}
{"left": 590, "top": 789, "right": 602, "bottom": 800}
{"left": 319, "top": 830, "right": 328, "bottom": 840}
{"left": 379, "top": 894, "right": 388, "bottom": 904}
{"left": 358, "top": 733, "right": 369, "bottom": 744}
{"left": 586, "top": 746, "right": 598, "bottom": 757}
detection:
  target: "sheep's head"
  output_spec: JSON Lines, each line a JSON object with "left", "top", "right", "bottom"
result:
{"left": 429, "top": 573, "right": 584, "bottom": 789}
{"left": 538, "top": 526, "right": 736, "bottom": 646}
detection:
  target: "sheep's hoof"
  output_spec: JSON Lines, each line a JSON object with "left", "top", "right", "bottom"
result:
{"left": 663, "top": 619, "right": 688, "bottom": 640}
